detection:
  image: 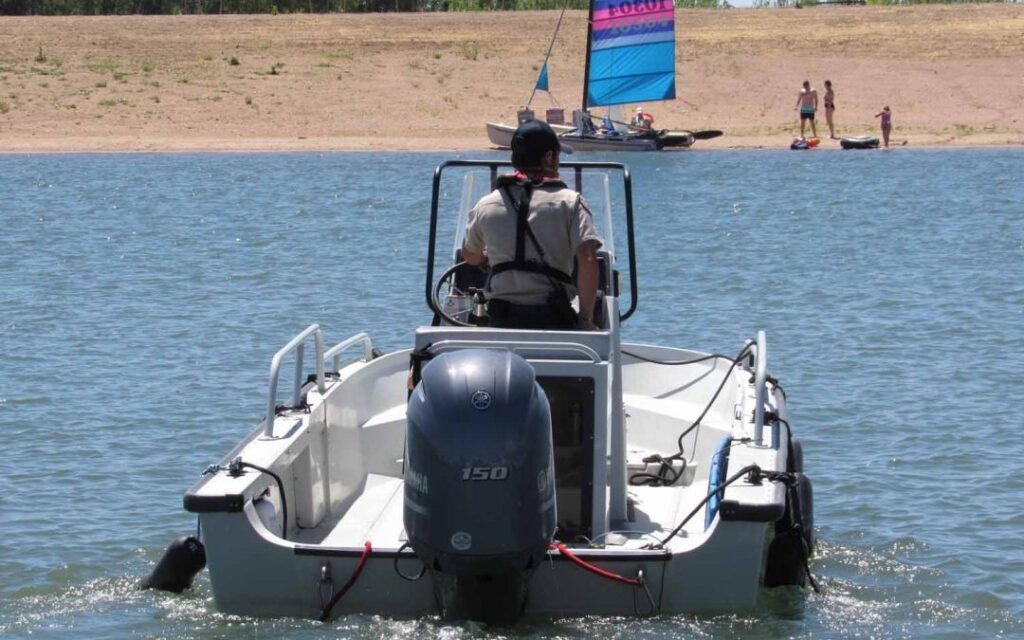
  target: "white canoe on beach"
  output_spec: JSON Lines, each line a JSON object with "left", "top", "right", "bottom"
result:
{"left": 163, "top": 159, "right": 816, "bottom": 624}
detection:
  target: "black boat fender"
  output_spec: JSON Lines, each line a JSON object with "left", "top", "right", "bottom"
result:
{"left": 764, "top": 472, "right": 815, "bottom": 588}
{"left": 141, "top": 535, "right": 207, "bottom": 593}
{"left": 788, "top": 437, "right": 804, "bottom": 474}
{"left": 793, "top": 472, "right": 814, "bottom": 554}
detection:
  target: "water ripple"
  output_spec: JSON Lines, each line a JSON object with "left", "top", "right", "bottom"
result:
{"left": 1, "top": 149, "right": 1022, "bottom": 638}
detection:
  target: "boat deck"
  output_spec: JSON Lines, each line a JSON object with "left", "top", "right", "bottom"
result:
{"left": 289, "top": 469, "right": 716, "bottom": 552}
{"left": 292, "top": 474, "right": 408, "bottom": 548}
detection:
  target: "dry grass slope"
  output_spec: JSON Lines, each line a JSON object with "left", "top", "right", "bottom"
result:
{"left": 0, "top": 5, "right": 1021, "bottom": 152}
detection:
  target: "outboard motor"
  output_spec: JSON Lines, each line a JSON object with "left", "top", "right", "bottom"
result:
{"left": 404, "top": 349, "right": 556, "bottom": 624}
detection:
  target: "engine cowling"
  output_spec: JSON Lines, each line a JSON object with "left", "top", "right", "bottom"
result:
{"left": 404, "top": 348, "right": 556, "bottom": 624}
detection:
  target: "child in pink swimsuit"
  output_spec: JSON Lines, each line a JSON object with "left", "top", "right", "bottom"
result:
{"left": 875, "top": 106, "right": 892, "bottom": 148}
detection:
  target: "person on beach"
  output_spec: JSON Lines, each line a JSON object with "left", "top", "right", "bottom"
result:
{"left": 823, "top": 80, "right": 837, "bottom": 139}
{"left": 462, "top": 119, "right": 602, "bottom": 331}
{"left": 875, "top": 105, "right": 892, "bottom": 148}
{"left": 795, "top": 80, "right": 818, "bottom": 139}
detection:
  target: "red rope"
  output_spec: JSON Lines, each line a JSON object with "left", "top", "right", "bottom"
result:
{"left": 319, "top": 541, "right": 373, "bottom": 621}
{"left": 551, "top": 543, "right": 641, "bottom": 586}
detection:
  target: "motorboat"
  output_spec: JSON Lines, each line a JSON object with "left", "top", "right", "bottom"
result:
{"left": 177, "top": 160, "right": 815, "bottom": 624}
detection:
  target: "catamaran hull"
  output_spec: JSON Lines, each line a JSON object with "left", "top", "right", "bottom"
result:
{"left": 486, "top": 122, "right": 693, "bottom": 152}
{"left": 658, "top": 131, "right": 697, "bottom": 148}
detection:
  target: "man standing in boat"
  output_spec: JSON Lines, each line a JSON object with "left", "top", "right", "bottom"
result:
{"left": 461, "top": 119, "right": 603, "bottom": 331}
{"left": 795, "top": 80, "right": 819, "bottom": 139}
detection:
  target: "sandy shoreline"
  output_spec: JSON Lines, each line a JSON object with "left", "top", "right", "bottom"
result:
{"left": 1, "top": 6, "right": 1022, "bottom": 153}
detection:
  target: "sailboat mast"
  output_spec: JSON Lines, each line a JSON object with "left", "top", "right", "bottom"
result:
{"left": 581, "top": 0, "right": 595, "bottom": 111}
{"left": 528, "top": 3, "right": 569, "bottom": 107}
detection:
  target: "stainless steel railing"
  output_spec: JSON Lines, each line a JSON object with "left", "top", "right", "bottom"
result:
{"left": 323, "top": 332, "right": 374, "bottom": 373}
{"left": 265, "top": 324, "right": 325, "bottom": 437}
{"left": 427, "top": 339, "right": 603, "bottom": 363}
{"left": 752, "top": 330, "right": 768, "bottom": 446}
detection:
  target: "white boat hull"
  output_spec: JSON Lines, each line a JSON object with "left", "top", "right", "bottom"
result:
{"left": 198, "top": 504, "right": 769, "bottom": 618}
{"left": 486, "top": 121, "right": 575, "bottom": 148}
{"left": 180, "top": 161, "right": 810, "bottom": 622}
{"left": 186, "top": 338, "right": 797, "bottom": 619}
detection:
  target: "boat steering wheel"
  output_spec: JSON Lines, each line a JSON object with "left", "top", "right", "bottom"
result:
{"left": 432, "top": 261, "right": 480, "bottom": 328}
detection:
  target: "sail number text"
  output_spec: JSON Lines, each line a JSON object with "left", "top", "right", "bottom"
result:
{"left": 606, "top": 0, "right": 671, "bottom": 17}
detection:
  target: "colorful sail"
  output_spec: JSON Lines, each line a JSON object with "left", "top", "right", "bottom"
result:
{"left": 535, "top": 63, "right": 550, "bottom": 92}
{"left": 585, "top": 0, "right": 676, "bottom": 108}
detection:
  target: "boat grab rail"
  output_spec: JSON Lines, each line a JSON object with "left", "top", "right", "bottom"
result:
{"left": 266, "top": 324, "right": 325, "bottom": 437}
{"left": 752, "top": 330, "right": 768, "bottom": 446}
{"left": 323, "top": 332, "right": 374, "bottom": 373}
{"left": 426, "top": 339, "right": 602, "bottom": 363}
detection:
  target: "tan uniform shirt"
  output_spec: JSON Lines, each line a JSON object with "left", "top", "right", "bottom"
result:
{"left": 464, "top": 182, "right": 603, "bottom": 306}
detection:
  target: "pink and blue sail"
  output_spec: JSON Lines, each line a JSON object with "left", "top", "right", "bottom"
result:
{"left": 585, "top": 0, "right": 677, "bottom": 108}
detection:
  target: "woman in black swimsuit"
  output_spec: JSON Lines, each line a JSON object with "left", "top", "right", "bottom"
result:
{"left": 824, "top": 80, "right": 837, "bottom": 139}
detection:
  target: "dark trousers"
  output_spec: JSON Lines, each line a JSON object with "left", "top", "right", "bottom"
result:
{"left": 487, "top": 299, "right": 575, "bottom": 330}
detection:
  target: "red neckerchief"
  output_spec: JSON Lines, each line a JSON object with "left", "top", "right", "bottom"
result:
{"left": 496, "top": 171, "right": 567, "bottom": 189}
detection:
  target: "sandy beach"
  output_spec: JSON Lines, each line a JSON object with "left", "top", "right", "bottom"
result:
{"left": 0, "top": 5, "right": 1022, "bottom": 152}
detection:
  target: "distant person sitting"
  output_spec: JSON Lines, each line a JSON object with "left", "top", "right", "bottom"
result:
{"left": 630, "top": 106, "right": 654, "bottom": 130}
{"left": 572, "top": 109, "right": 597, "bottom": 135}
{"left": 462, "top": 120, "right": 603, "bottom": 331}
{"left": 601, "top": 115, "right": 620, "bottom": 135}
{"left": 795, "top": 80, "right": 818, "bottom": 139}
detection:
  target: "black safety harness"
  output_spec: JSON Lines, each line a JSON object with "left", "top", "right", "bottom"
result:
{"left": 486, "top": 176, "right": 574, "bottom": 288}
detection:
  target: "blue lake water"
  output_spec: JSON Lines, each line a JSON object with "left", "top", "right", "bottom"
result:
{"left": 1, "top": 148, "right": 1022, "bottom": 639}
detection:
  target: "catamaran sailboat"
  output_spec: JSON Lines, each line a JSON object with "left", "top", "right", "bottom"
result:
{"left": 486, "top": 1, "right": 719, "bottom": 152}
{"left": 169, "top": 160, "right": 814, "bottom": 623}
